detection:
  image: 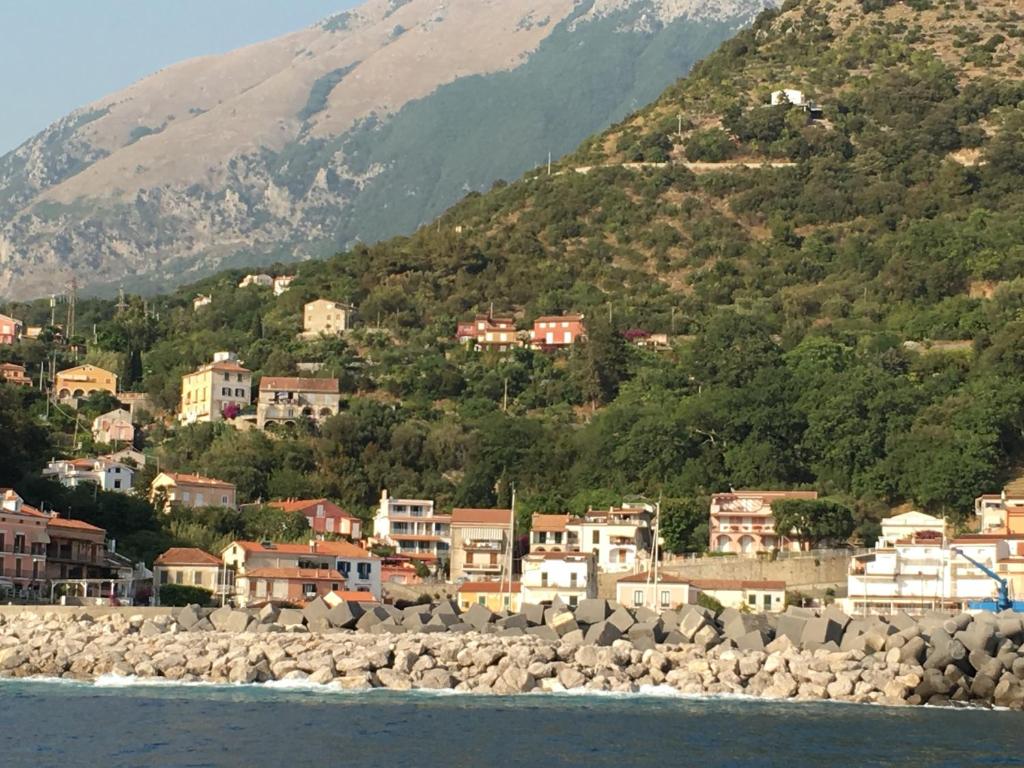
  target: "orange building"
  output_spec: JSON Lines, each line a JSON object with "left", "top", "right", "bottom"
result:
{"left": 531, "top": 314, "right": 585, "bottom": 349}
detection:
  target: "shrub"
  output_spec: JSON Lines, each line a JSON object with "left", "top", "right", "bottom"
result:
{"left": 697, "top": 592, "right": 724, "bottom": 614}
{"left": 158, "top": 583, "right": 213, "bottom": 607}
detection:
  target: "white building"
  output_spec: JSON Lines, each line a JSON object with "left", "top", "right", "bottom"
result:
{"left": 193, "top": 294, "right": 212, "bottom": 310}
{"left": 567, "top": 503, "right": 654, "bottom": 573}
{"left": 771, "top": 88, "right": 806, "bottom": 107}
{"left": 91, "top": 408, "right": 134, "bottom": 445}
{"left": 521, "top": 551, "right": 597, "bottom": 608}
{"left": 303, "top": 299, "right": 355, "bottom": 337}
{"left": 373, "top": 490, "right": 451, "bottom": 564}
{"left": 43, "top": 457, "right": 135, "bottom": 494}
{"left": 273, "top": 276, "right": 295, "bottom": 296}
{"left": 238, "top": 274, "right": 273, "bottom": 289}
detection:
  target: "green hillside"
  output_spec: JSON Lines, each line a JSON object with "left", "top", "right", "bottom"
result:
{"left": 2, "top": 0, "right": 1024, "bottom": 561}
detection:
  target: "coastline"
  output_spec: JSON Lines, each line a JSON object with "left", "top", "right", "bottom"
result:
{"left": 1, "top": 600, "right": 1023, "bottom": 710}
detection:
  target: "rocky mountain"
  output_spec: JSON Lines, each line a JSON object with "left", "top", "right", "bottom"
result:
{"left": 0, "top": 0, "right": 773, "bottom": 298}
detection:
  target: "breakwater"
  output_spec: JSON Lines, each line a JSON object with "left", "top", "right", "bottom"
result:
{"left": 1, "top": 599, "right": 1023, "bottom": 708}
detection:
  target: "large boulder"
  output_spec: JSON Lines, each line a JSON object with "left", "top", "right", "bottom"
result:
{"left": 575, "top": 599, "right": 611, "bottom": 625}
{"left": 496, "top": 613, "right": 529, "bottom": 631}
{"left": 548, "top": 611, "right": 580, "bottom": 637}
{"left": 521, "top": 603, "right": 546, "bottom": 627}
{"left": 208, "top": 605, "right": 234, "bottom": 631}
{"left": 326, "top": 601, "right": 363, "bottom": 629}
{"left": 277, "top": 608, "right": 306, "bottom": 628}
{"left": 607, "top": 609, "right": 636, "bottom": 634}
{"left": 584, "top": 620, "right": 622, "bottom": 647}
{"left": 463, "top": 603, "right": 496, "bottom": 630}
{"left": 303, "top": 597, "right": 330, "bottom": 623}
{"left": 225, "top": 610, "right": 254, "bottom": 633}
{"left": 800, "top": 617, "right": 843, "bottom": 649}
{"left": 355, "top": 606, "right": 390, "bottom": 631}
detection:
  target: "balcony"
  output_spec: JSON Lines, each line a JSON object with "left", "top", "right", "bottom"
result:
{"left": 462, "top": 539, "right": 503, "bottom": 551}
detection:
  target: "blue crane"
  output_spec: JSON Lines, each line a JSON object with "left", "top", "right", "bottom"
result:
{"left": 951, "top": 547, "right": 1013, "bottom": 612}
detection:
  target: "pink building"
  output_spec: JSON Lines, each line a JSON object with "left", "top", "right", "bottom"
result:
{"left": 531, "top": 314, "right": 585, "bottom": 349}
{"left": 709, "top": 490, "right": 819, "bottom": 554}
{"left": 267, "top": 498, "right": 362, "bottom": 539}
{"left": 0, "top": 314, "right": 22, "bottom": 345}
{"left": 0, "top": 490, "right": 50, "bottom": 593}
{"left": 456, "top": 312, "right": 519, "bottom": 351}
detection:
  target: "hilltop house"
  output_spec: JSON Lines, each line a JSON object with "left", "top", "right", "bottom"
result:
{"left": 0, "top": 363, "right": 31, "bottom": 387}
{"left": 150, "top": 472, "right": 237, "bottom": 511}
{"left": 0, "top": 313, "right": 22, "bottom": 345}
{"left": 153, "top": 547, "right": 227, "bottom": 604}
{"left": 266, "top": 498, "right": 362, "bottom": 539}
{"left": 456, "top": 312, "right": 520, "bottom": 351}
{"left": 303, "top": 299, "right": 354, "bottom": 337}
{"left": 238, "top": 274, "right": 273, "bottom": 288}
{"left": 708, "top": 490, "right": 819, "bottom": 554}
{"left": 193, "top": 294, "right": 212, "bottom": 310}
{"left": 43, "top": 457, "right": 135, "bottom": 494}
{"left": 449, "top": 507, "right": 512, "bottom": 583}
{"left": 256, "top": 377, "right": 339, "bottom": 430}
{"left": 55, "top": 364, "right": 118, "bottom": 401}
{"left": 179, "top": 352, "right": 251, "bottom": 424}
{"left": 91, "top": 408, "right": 134, "bottom": 445}
{"left": 373, "top": 490, "right": 451, "bottom": 565}
{"left": 221, "top": 539, "right": 381, "bottom": 606}
{"left": 520, "top": 551, "right": 596, "bottom": 608}
{"left": 530, "top": 314, "right": 585, "bottom": 349}
{"left": 272, "top": 276, "right": 295, "bottom": 296}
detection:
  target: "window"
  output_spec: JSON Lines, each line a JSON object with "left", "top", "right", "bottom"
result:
{"left": 570, "top": 573, "right": 578, "bottom": 588}
{"left": 660, "top": 590, "right": 670, "bottom": 608}
{"left": 114, "top": 480, "right": 122, "bottom": 489}
{"left": 234, "top": 388, "right": 244, "bottom": 397}
{"left": 554, "top": 532, "right": 563, "bottom": 545}
{"left": 175, "top": 571, "right": 184, "bottom": 585}
{"left": 196, "top": 493, "right": 205, "bottom": 506}
{"left": 478, "top": 596, "right": 486, "bottom": 606}
{"left": 357, "top": 562, "right": 371, "bottom": 580}
{"left": 15, "top": 560, "right": 21, "bottom": 578}
{"left": 220, "top": 495, "right": 228, "bottom": 505}
{"left": 194, "top": 571, "right": 204, "bottom": 586}
{"left": 159, "top": 571, "right": 168, "bottom": 584}
{"left": 237, "top": 373, "right": 243, "bottom": 382}
{"left": 569, "top": 596, "right": 578, "bottom": 608}
{"left": 541, "top": 572, "right": 548, "bottom": 587}
{"left": 332, "top": 583, "right": 340, "bottom": 592}
{"left": 764, "top": 594, "right": 772, "bottom": 610}
{"left": 302, "top": 583, "right": 316, "bottom": 596}
{"left": 316, "top": 505, "right": 325, "bottom": 518}
{"left": 339, "top": 561, "right": 351, "bottom": 577}
{"left": 223, "top": 373, "right": 230, "bottom": 381}
{"left": 13, "top": 534, "right": 24, "bottom": 554}
{"left": 592, "top": 531, "right": 600, "bottom": 545}
{"left": 748, "top": 594, "right": 757, "bottom": 606}
{"left": 503, "top": 596, "right": 511, "bottom": 609}
{"left": 633, "top": 590, "right": 644, "bottom": 607}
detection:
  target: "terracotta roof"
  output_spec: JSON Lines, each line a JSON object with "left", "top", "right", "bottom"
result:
{"left": 245, "top": 568, "right": 345, "bottom": 581}
{"left": 0, "top": 363, "right": 26, "bottom": 372}
{"left": 161, "top": 472, "right": 235, "bottom": 489}
{"left": 205, "top": 361, "right": 250, "bottom": 373}
{"left": 155, "top": 547, "right": 221, "bottom": 566}
{"left": 268, "top": 498, "right": 355, "bottom": 519}
{"left": 617, "top": 572, "right": 692, "bottom": 585}
{"left": 259, "top": 377, "right": 339, "bottom": 393}
{"left": 532, "top": 514, "right": 570, "bottom": 533}
{"left": 691, "top": 579, "right": 786, "bottom": 591}
{"left": 230, "top": 540, "right": 378, "bottom": 559}
{"left": 48, "top": 517, "right": 104, "bottom": 533}
{"left": 326, "top": 590, "right": 379, "bottom": 603}
{"left": 0, "top": 490, "right": 47, "bottom": 518}
{"left": 533, "top": 314, "right": 584, "bottom": 323}
{"left": 457, "top": 581, "right": 521, "bottom": 594}
{"left": 451, "top": 508, "right": 512, "bottom": 526}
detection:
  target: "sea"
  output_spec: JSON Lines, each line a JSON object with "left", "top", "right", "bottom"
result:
{"left": 2, "top": 678, "right": 1022, "bottom": 768}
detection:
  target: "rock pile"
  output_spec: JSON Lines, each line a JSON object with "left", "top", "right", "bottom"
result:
{"left": 2, "top": 599, "right": 1024, "bottom": 708}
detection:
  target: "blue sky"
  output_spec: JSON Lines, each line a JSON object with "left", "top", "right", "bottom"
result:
{"left": 0, "top": 0, "right": 362, "bottom": 154}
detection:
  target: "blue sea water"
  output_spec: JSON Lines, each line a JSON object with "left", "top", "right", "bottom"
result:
{"left": 2, "top": 679, "right": 1022, "bottom": 768}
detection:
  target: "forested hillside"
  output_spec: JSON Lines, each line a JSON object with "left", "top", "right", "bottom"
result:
{"left": 2, "top": 0, "right": 1023, "bottom": 561}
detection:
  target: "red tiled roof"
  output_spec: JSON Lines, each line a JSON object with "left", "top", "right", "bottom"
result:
{"left": 246, "top": 568, "right": 345, "bottom": 581}
{"left": 451, "top": 508, "right": 512, "bottom": 525}
{"left": 268, "top": 498, "right": 355, "bottom": 519}
{"left": 457, "top": 581, "right": 521, "bottom": 594}
{"left": 533, "top": 314, "right": 584, "bottom": 323}
{"left": 327, "top": 590, "right": 379, "bottom": 603}
{"left": 617, "top": 572, "right": 691, "bottom": 585}
{"left": 162, "top": 472, "right": 235, "bottom": 489}
{"left": 155, "top": 547, "right": 221, "bottom": 566}
{"left": 531, "top": 514, "right": 570, "bottom": 532}
{"left": 230, "top": 540, "right": 378, "bottom": 559}
{"left": 206, "top": 361, "right": 250, "bottom": 373}
{"left": 48, "top": 517, "right": 104, "bottom": 533}
{"left": 259, "top": 377, "right": 339, "bottom": 393}
{"left": 691, "top": 579, "right": 786, "bottom": 591}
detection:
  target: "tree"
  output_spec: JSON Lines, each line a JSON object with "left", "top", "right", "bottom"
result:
{"left": 570, "top": 315, "right": 630, "bottom": 408}
{"left": 771, "top": 498, "right": 855, "bottom": 549}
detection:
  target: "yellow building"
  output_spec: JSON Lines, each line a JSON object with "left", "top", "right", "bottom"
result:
{"left": 55, "top": 364, "right": 117, "bottom": 400}
{"left": 151, "top": 472, "right": 238, "bottom": 511}
{"left": 179, "top": 352, "right": 251, "bottom": 424}
{"left": 303, "top": 299, "right": 354, "bottom": 337}
{"left": 457, "top": 581, "right": 521, "bottom": 613}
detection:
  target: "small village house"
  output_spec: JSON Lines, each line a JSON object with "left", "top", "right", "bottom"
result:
{"left": 238, "top": 274, "right": 273, "bottom": 289}
{"left": 193, "top": 294, "right": 212, "bottom": 310}
{"left": 267, "top": 498, "right": 362, "bottom": 539}
{"left": 520, "top": 551, "right": 596, "bottom": 608}
{"left": 0, "top": 313, "right": 22, "bottom": 345}
{"left": 691, "top": 579, "right": 787, "bottom": 612}
{"left": 708, "top": 490, "right": 820, "bottom": 554}
{"left": 456, "top": 311, "right": 520, "bottom": 351}
{"left": 457, "top": 581, "right": 521, "bottom": 613}
{"left": 256, "top": 376, "right": 340, "bottom": 430}
{"left": 222, "top": 539, "right": 381, "bottom": 606}
{"left": 616, "top": 572, "right": 697, "bottom": 610}
{"left": 530, "top": 514, "right": 574, "bottom": 553}
{"left": 373, "top": 490, "right": 451, "bottom": 564}
{"left": 273, "top": 276, "right": 295, "bottom": 296}
{"left": 530, "top": 314, "right": 585, "bottom": 349}
{"left": 43, "top": 457, "right": 135, "bottom": 494}
{"left": 179, "top": 352, "right": 251, "bottom": 424}
{"left": 91, "top": 408, "right": 135, "bottom": 445}
{"left": 153, "top": 547, "right": 227, "bottom": 603}
{"left": 303, "top": 299, "right": 354, "bottom": 337}
{"left": 55, "top": 364, "right": 118, "bottom": 401}
{"left": 150, "top": 472, "right": 237, "bottom": 511}
{"left": 0, "top": 362, "right": 32, "bottom": 387}
{"left": 449, "top": 507, "right": 512, "bottom": 583}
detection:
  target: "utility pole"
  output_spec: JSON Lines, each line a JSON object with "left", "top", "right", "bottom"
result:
{"left": 547, "top": 152, "right": 552, "bottom": 176}
{"left": 502, "top": 378, "right": 508, "bottom": 413}
{"left": 677, "top": 113, "right": 683, "bottom": 139}
{"left": 505, "top": 484, "right": 517, "bottom": 612}
{"left": 66, "top": 278, "right": 77, "bottom": 341}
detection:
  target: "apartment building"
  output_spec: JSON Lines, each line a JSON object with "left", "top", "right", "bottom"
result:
{"left": 55, "top": 364, "right": 118, "bottom": 401}
{"left": 520, "top": 551, "right": 597, "bottom": 608}
{"left": 568, "top": 503, "right": 654, "bottom": 573}
{"left": 449, "top": 507, "right": 512, "bottom": 583}
{"left": 150, "top": 472, "right": 237, "bottom": 511}
{"left": 708, "top": 490, "right": 819, "bottom": 554}
{"left": 0, "top": 490, "right": 50, "bottom": 595}
{"left": 179, "top": 352, "right": 252, "bottom": 424}
{"left": 0, "top": 313, "right": 22, "bottom": 345}
{"left": 256, "top": 376, "right": 340, "bottom": 430}
{"left": 303, "top": 299, "right": 354, "bottom": 337}
{"left": 457, "top": 581, "right": 522, "bottom": 613}
{"left": 373, "top": 490, "right": 451, "bottom": 564}
{"left": 43, "top": 457, "right": 135, "bottom": 494}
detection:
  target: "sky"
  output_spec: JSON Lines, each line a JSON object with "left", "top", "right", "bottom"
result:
{"left": 0, "top": 0, "right": 362, "bottom": 154}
